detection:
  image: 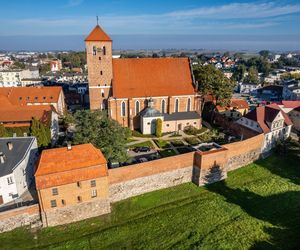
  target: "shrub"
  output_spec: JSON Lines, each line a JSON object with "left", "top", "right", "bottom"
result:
{"left": 156, "top": 118, "right": 162, "bottom": 137}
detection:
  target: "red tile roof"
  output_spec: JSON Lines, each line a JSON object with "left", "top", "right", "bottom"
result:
{"left": 217, "top": 99, "right": 249, "bottom": 112}
{"left": 85, "top": 25, "right": 112, "bottom": 41}
{"left": 35, "top": 144, "right": 108, "bottom": 189}
{"left": 281, "top": 101, "right": 300, "bottom": 109}
{"left": 0, "top": 86, "right": 62, "bottom": 106}
{"left": 112, "top": 58, "right": 195, "bottom": 98}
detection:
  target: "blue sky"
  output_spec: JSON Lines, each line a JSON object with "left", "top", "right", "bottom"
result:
{"left": 1, "top": 0, "right": 300, "bottom": 36}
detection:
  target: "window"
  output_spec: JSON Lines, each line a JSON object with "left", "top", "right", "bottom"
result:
{"left": 99, "top": 57, "right": 101, "bottom": 60}
{"left": 101, "top": 92, "right": 105, "bottom": 98}
{"left": 77, "top": 196, "right": 82, "bottom": 203}
{"left": 166, "top": 124, "right": 170, "bottom": 127}
{"left": 187, "top": 98, "right": 191, "bottom": 112}
{"left": 147, "top": 122, "right": 151, "bottom": 125}
{"left": 77, "top": 181, "right": 81, "bottom": 188}
{"left": 61, "top": 199, "right": 66, "bottom": 206}
{"left": 103, "top": 46, "right": 106, "bottom": 55}
{"left": 161, "top": 99, "right": 166, "bottom": 114}
{"left": 52, "top": 188, "right": 58, "bottom": 196}
{"left": 50, "top": 200, "right": 57, "bottom": 208}
{"left": 91, "top": 190, "right": 97, "bottom": 198}
{"left": 121, "top": 101, "right": 126, "bottom": 117}
{"left": 175, "top": 99, "right": 179, "bottom": 112}
{"left": 100, "top": 71, "right": 103, "bottom": 75}
{"left": 91, "top": 180, "right": 96, "bottom": 187}
{"left": 7, "top": 176, "right": 13, "bottom": 185}
{"left": 93, "top": 46, "right": 97, "bottom": 55}
{"left": 135, "top": 101, "right": 140, "bottom": 115}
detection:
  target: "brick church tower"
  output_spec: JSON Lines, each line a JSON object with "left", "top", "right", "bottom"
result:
{"left": 85, "top": 25, "right": 113, "bottom": 110}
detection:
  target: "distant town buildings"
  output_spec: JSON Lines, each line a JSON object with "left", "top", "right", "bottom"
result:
{"left": 50, "top": 59, "right": 62, "bottom": 72}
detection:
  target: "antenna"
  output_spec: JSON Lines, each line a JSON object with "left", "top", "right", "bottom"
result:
{"left": 96, "top": 16, "right": 99, "bottom": 25}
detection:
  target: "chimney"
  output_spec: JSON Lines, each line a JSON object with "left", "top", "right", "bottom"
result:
{"left": 7, "top": 142, "right": 13, "bottom": 151}
{"left": 67, "top": 142, "right": 72, "bottom": 151}
{"left": 0, "top": 152, "right": 5, "bottom": 164}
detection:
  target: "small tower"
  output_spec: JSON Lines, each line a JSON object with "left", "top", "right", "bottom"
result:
{"left": 85, "top": 21, "right": 113, "bottom": 110}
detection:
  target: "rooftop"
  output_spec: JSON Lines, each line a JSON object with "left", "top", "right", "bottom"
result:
{"left": 112, "top": 58, "right": 195, "bottom": 98}
{"left": 0, "top": 137, "right": 36, "bottom": 178}
{"left": 85, "top": 25, "right": 112, "bottom": 42}
{"left": 164, "top": 111, "right": 200, "bottom": 121}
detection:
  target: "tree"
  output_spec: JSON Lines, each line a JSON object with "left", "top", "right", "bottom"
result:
{"left": 39, "top": 63, "right": 51, "bottom": 75}
{"left": 155, "top": 119, "right": 162, "bottom": 137}
{"left": 259, "top": 50, "right": 270, "bottom": 59}
{"left": 223, "top": 51, "right": 230, "bottom": 58}
{"left": 232, "top": 64, "right": 246, "bottom": 82}
{"left": 30, "top": 117, "right": 51, "bottom": 147}
{"left": 244, "top": 66, "right": 259, "bottom": 84}
{"left": 13, "top": 61, "right": 25, "bottom": 69}
{"left": 0, "top": 124, "right": 8, "bottom": 137}
{"left": 193, "top": 65, "right": 234, "bottom": 108}
{"left": 73, "top": 110, "right": 131, "bottom": 162}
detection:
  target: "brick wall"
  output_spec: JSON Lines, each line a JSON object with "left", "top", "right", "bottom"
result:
{"left": 223, "top": 134, "right": 264, "bottom": 171}
{"left": 108, "top": 152, "right": 194, "bottom": 202}
{"left": 0, "top": 204, "right": 41, "bottom": 233}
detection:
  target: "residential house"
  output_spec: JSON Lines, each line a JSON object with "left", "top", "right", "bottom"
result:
{"left": 278, "top": 101, "right": 300, "bottom": 131}
{"left": 238, "top": 82, "right": 260, "bottom": 94}
{"left": 216, "top": 99, "right": 249, "bottom": 120}
{"left": 236, "top": 104, "right": 292, "bottom": 153}
{"left": 35, "top": 144, "right": 111, "bottom": 226}
{"left": 0, "top": 137, "right": 38, "bottom": 205}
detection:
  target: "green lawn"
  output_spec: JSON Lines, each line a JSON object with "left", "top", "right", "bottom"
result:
{"left": 170, "top": 140, "right": 185, "bottom": 147}
{"left": 1, "top": 142, "right": 300, "bottom": 250}
{"left": 127, "top": 140, "right": 154, "bottom": 149}
{"left": 158, "top": 148, "right": 178, "bottom": 158}
{"left": 153, "top": 139, "right": 171, "bottom": 149}
{"left": 184, "top": 137, "right": 200, "bottom": 146}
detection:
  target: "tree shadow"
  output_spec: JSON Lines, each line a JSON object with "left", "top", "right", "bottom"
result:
{"left": 206, "top": 181, "right": 300, "bottom": 249}
{"left": 257, "top": 141, "right": 300, "bottom": 186}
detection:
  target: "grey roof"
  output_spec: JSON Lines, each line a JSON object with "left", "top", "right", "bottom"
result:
{"left": 163, "top": 111, "right": 201, "bottom": 121}
{"left": 140, "top": 107, "right": 163, "bottom": 118}
{"left": 0, "top": 137, "right": 36, "bottom": 178}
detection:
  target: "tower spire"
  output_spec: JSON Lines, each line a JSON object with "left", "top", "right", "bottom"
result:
{"left": 96, "top": 16, "right": 99, "bottom": 26}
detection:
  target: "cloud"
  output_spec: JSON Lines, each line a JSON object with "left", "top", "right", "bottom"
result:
{"left": 166, "top": 2, "right": 300, "bottom": 19}
{"left": 64, "top": 0, "right": 84, "bottom": 8}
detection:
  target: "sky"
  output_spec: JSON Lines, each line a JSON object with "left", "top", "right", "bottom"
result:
{"left": 1, "top": 0, "right": 300, "bottom": 51}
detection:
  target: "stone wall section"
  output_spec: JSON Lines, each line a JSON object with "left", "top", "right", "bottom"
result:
{"left": 109, "top": 166, "right": 193, "bottom": 202}
{"left": 41, "top": 198, "right": 111, "bottom": 227}
{"left": 0, "top": 204, "right": 41, "bottom": 233}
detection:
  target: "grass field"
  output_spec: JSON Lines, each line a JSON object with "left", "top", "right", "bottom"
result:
{"left": 1, "top": 142, "right": 300, "bottom": 250}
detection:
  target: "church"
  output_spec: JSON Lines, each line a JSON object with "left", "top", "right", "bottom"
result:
{"left": 85, "top": 25, "right": 201, "bottom": 134}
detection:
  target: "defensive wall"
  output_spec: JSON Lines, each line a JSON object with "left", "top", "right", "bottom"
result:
{"left": 0, "top": 134, "right": 265, "bottom": 231}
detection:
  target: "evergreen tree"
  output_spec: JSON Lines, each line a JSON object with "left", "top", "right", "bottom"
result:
{"left": 0, "top": 124, "right": 8, "bottom": 137}
{"left": 73, "top": 110, "right": 131, "bottom": 162}
{"left": 30, "top": 117, "right": 51, "bottom": 147}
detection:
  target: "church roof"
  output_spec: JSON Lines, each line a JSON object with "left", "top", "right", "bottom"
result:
{"left": 112, "top": 58, "right": 195, "bottom": 98}
{"left": 140, "top": 107, "right": 163, "bottom": 118}
{"left": 85, "top": 25, "right": 112, "bottom": 41}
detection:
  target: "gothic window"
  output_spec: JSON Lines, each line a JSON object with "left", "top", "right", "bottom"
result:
{"left": 187, "top": 98, "right": 191, "bottom": 112}
{"left": 161, "top": 99, "right": 166, "bottom": 113}
{"left": 135, "top": 100, "right": 140, "bottom": 115}
{"left": 121, "top": 101, "right": 126, "bottom": 117}
{"left": 93, "top": 46, "right": 97, "bottom": 56}
{"left": 175, "top": 99, "right": 179, "bottom": 112}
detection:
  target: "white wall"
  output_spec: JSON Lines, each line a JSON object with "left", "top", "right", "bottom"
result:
{"left": 0, "top": 174, "right": 18, "bottom": 204}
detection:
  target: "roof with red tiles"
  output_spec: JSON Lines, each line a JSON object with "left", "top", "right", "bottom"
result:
{"left": 112, "top": 58, "right": 195, "bottom": 98}
{"left": 281, "top": 101, "right": 300, "bottom": 109}
{"left": 35, "top": 144, "right": 108, "bottom": 189}
{"left": 0, "top": 86, "right": 62, "bottom": 106}
{"left": 85, "top": 25, "right": 112, "bottom": 41}
{"left": 216, "top": 99, "right": 249, "bottom": 112}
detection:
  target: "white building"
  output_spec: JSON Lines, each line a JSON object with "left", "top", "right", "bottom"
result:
{"left": 283, "top": 80, "right": 300, "bottom": 101}
{"left": 0, "top": 68, "right": 40, "bottom": 87}
{"left": 238, "top": 82, "right": 261, "bottom": 94}
{"left": 0, "top": 137, "right": 38, "bottom": 205}
{"left": 236, "top": 104, "right": 292, "bottom": 154}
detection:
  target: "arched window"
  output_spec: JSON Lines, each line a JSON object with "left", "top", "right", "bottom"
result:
{"left": 135, "top": 100, "right": 140, "bottom": 115}
{"left": 161, "top": 99, "right": 166, "bottom": 113}
{"left": 175, "top": 99, "right": 179, "bottom": 112}
{"left": 93, "top": 46, "right": 97, "bottom": 56}
{"left": 187, "top": 98, "right": 191, "bottom": 112}
{"left": 121, "top": 101, "right": 126, "bottom": 117}
{"left": 103, "top": 46, "right": 106, "bottom": 55}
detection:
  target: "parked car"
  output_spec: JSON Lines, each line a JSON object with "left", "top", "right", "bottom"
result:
{"left": 133, "top": 146, "right": 151, "bottom": 153}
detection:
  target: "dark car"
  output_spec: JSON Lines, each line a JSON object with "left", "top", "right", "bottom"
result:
{"left": 133, "top": 146, "right": 151, "bottom": 153}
